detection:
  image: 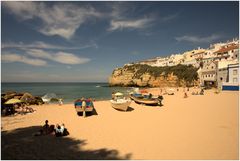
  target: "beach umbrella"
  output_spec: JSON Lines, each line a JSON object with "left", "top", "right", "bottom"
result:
{"left": 115, "top": 92, "right": 123, "bottom": 96}
{"left": 4, "top": 98, "right": 22, "bottom": 104}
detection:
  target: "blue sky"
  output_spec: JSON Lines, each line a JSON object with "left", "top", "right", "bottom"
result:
{"left": 1, "top": 1, "right": 239, "bottom": 82}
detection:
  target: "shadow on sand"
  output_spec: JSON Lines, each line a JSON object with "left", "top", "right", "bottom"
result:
{"left": 1, "top": 126, "right": 132, "bottom": 160}
{"left": 77, "top": 108, "right": 98, "bottom": 117}
{"left": 134, "top": 101, "right": 163, "bottom": 107}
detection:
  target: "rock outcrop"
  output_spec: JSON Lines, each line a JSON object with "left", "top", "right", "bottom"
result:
{"left": 109, "top": 64, "right": 199, "bottom": 87}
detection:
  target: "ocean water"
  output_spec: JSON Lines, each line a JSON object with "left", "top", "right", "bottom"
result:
{"left": 1, "top": 82, "right": 133, "bottom": 103}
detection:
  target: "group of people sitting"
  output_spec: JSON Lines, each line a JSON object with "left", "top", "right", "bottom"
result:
{"left": 2, "top": 103, "right": 35, "bottom": 116}
{"left": 35, "top": 120, "right": 69, "bottom": 137}
{"left": 14, "top": 103, "right": 35, "bottom": 115}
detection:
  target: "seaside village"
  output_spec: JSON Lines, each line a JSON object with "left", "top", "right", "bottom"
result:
{"left": 2, "top": 39, "right": 239, "bottom": 159}
{"left": 126, "top": 38, "right": 239, "bottom": 90}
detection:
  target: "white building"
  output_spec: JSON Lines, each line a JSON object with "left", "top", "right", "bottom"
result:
{"left": 198, "top": 61, "right": 218, "bottom": 87}
{"left": 217, "top": 60, "right": 238, "bottom": 88}
{"left": 228, "top": 63, "right": 239, "bottom": 84}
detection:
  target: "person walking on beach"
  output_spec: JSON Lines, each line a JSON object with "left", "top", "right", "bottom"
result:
{"left": 111, "top": 92, "right": 115, "bottom": 100}
{"left": 58, "top": 99, "right": 63, "bottom": 106}
{"left": 184, "top": 92, "right": 188, "bottom": 98}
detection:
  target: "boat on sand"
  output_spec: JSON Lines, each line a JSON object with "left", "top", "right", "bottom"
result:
{"left": 74, "top": 98, "right": 94, "bottom": 116}
{"left": 110, "top": 92, "right": 131, "bottom": 111}
{"left": 130, "top": 93, "right": 163, "bottom": 106}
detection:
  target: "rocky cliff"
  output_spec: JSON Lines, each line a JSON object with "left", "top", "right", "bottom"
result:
{"left": 109, "top": 64, "right": 199, "bottom": 87}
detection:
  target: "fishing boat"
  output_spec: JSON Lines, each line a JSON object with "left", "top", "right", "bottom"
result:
{"left": 130, "top": 93, "right": 163, "bottom": 106}
{"left": 110, "top": 92, "right": 131, "bottom": 111}
{"left": 74, "top": 98, "right": 94, "bottom": 115}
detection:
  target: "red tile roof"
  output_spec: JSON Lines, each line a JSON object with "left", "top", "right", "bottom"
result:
{"left": 214, "top": 44, "right": 239, "bottom": 54}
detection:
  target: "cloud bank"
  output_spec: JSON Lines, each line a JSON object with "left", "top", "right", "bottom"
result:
{"left": 175, "top": 34, "right": 222, "bottom": 43}
{"left": 2, "top": 53, "right": 47, "bottom": 66}
{"left": 2, "top": 49, "right": 90, "bottom": 66}
{"left": 3, "top": 2, "right": 167, "bottom": 36}
{"left": 2, "top": 41, "right": 98, "bottom": 50}
{"left": 3, "top": 1, "right": 102, "bottom": 39}
{"left": 26, "top": 49, "right": 90, "bottom": 65}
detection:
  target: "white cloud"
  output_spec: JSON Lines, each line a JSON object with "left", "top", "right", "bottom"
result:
{"left": 3, "top": 2, "right": 102, "bottom": 39}
{"left": 2, "top": 53, "right": 47, "bottom": 66}
{"left": 108, "top": 18, "right": 153, "bottom": 31}
{"left": 2, "top": 41, "right": 97, "bottom": 50}
{"left": 107, "top": 4, "right": 178, "bottom": 32}
{"left": 26, "top": 49, "right": 90, "bottom": 65}
{"left": 175, "top": 34, "right": 222, "bottom": 43}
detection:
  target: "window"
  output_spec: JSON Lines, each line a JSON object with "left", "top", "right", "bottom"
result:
{"left": 225, "top": 57, "right": 227, "bottom": 60}
{"left": 233, "top": 78, "right": 238, "bottom": 83}
{"left": 212, "top": 66, "right": 214, "bottom": 69}
{"left": 220, "top": 77, "right": 223, "bottom": 81}
{"left": 208, "top": 75, "right": 210, "bottom": 77}
{"left": 233, "top": 69, "right": 238, "bottom": 75}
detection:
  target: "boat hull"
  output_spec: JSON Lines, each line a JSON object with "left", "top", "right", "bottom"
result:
{"left": 110, "top": 100, "right": 131, "bottom": 111}
{"left": 130, "top": 95, "right": 160, "bottom": 106}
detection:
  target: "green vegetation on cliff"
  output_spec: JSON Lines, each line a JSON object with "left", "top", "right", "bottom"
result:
{"left": 121, "top": 64, "right": 198, "bottom": 83}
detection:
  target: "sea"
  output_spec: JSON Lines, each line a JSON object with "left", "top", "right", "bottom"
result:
{"left": 1, "top": 82, "right": 135, "bottom": 103}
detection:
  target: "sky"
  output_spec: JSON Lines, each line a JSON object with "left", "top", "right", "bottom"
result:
{"left": 1, "top": 1, "right": 239, "bottom": 82}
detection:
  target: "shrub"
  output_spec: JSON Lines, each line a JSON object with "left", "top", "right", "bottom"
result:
{"left": 122, "top": 64, "right": 198, "bottom": 84}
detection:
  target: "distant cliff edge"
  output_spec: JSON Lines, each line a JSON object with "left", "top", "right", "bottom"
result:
{"left": 109, "top": 64, "right": 199, "bottom": 87}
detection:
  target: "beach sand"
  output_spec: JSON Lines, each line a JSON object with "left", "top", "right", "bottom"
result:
{"left": 1, "top": 88, "right": 238, "bottom": 159}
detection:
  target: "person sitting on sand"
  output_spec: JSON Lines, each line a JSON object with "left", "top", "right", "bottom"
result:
{"left": 61, "top": 124, "right": 70, "bottom": 136}
{"left": 55, "top": 123, "right": 69, "bottom": 137}
{"left": 34, "top": 120, "right": 55, "bottom": 136}
{"left": 42, "top": 120, "right": 50, "bottom": 134}
{"left": 55, "top": 124, "right": 63, "bottom": 137}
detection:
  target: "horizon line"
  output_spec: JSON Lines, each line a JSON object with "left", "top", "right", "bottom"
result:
{"left": 1, "top": 82, "right": 108, "bottom": 83}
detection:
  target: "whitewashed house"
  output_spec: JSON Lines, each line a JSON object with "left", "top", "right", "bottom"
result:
{"left": 222, "top": 63, "right": 239, "bottom": 90}
{"left": 198, "top": 61, "right": 218, "bottom": 87}
{"left": 217, "top": 60, "right": 238, "bottom": 89}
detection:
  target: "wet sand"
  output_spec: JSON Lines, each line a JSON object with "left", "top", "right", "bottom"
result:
{"left": 1, "top": 88, "right": 238, "bottom": 159}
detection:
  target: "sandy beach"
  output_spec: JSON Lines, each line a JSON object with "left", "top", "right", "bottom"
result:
{"left": 1, "top": 88, "right": 238, "bottom": 160}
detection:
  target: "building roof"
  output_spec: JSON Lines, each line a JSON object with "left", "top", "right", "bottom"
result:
{"left": 192, "top": 51, "right": 205, "bottom": 56}
{"left": 214, "top": 44, "right": 239, "bottom": 54}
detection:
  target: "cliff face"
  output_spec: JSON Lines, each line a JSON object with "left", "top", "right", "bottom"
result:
{"left": 109, "top": 64, "right": 199, "bottom": 87}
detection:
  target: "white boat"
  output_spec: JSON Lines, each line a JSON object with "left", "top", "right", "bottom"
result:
{"left": 110, "top": 92, "right": 131, "bottom": 111}
{"left": 110, "top": 98, "right": 131, "bottom": 111}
